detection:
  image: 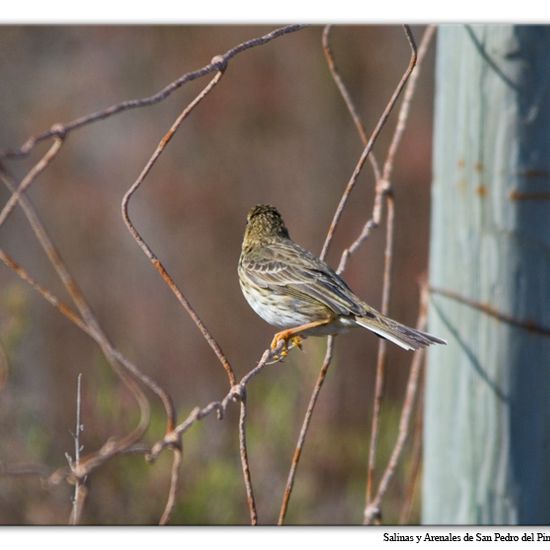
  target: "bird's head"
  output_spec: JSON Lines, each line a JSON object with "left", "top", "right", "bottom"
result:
{"left": 243, "top": 204, "right": 290, "bottom": 246}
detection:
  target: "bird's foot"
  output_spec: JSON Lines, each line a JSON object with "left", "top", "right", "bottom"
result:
{"left": 270, "top": 332, "right": 303, "bottom": 361}
{"left": 290, "top": 335, "right": 303, "bottom": 350}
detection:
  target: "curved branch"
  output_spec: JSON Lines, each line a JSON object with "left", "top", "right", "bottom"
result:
{"left": 0, "top": 25, "right": 306, "bottom": 160}
{"left": 121, "top": 71, "right": 236, "bottom": 386}
{"left": 320, "top": 25, "right": 417, "bottom": 261}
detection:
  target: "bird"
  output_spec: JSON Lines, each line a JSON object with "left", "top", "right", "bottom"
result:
{"left": 238, "top": 204, "right": 446, "bottom": 355}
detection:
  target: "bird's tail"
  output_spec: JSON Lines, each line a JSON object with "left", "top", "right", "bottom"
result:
{"left": 354, "top": 311, "right": 446, "bottom": 351}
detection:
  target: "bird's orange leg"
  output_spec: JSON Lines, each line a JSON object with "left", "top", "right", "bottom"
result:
{"left": 270, "top": 319, "right": 332, "bottom": 357}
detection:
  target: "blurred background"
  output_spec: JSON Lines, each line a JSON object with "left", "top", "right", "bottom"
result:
{"left": 0, "top": 25, "right": 435, "bottom": 524}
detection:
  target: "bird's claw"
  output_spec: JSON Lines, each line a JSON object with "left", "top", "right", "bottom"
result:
{"left": 290, "top": 335, "right": 303, "bottom": 350}
{"left": 269, "top": 334, "right": 303, "bottom": 362}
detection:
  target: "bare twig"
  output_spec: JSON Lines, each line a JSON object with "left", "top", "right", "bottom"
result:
{"left": 121, "top": 70, "right": 236, "bottom": 387}
{"left": 159, "top": 447, "right": 183, "bottom": 525}
{"left": 0, "top": 24, "right": 435, "bottom": 525}
{"left": 362, "top": 25, "right": 435, "bottom": 523}
{"left": 0, "top": 26, "right": 306, "bottom": 160}
{"left": 0, "top": 136, "right": 63, "bottom": 228}
{"left": 148, "top": 345, "right": 284, "bottom": 461}
{"left": 0, "top": 250, "right": 89, "bottom": 333}
{"left": 278, "top": 24, "right": 422, "bottom": 525}
{"left": 322, "top": 25, "right": 381, "bottom": 181}
{"left": 0, "top": 170, "right": 163, "bottom": 422}
{"left": 363, "top": 283, "right": 429, "bottom": 524}
{"left": 0, "top": 463, "right": 52, "bottom": 480}
{"left": 278, "top": 336, "right": 335, "bottom": 525}
{"left": 0, "top": 169, "right": 169, "bottom": 477}
{"left": 119, "top": 64, "right": 267, "bottom": 523}
{"left": 67, "top": 373, "right": 86, "bottom": 525}
{"left": 320, "top": 25, "right": 417, "bottom": 260}
{"left": 1, "top": 234, "right": 284, "bottom": 494}
{"left": 0, "top": 25, "right": 312, "bottom": 526}
{"left": 399, "top": 387, "right": 424, "bottom": 524}
{"left": 0, "top": 244, "right": 174, "bottom": 431}
{"left": 430, "top": 285, "right": 550, "bottom": 338}
{"left": 238, "top": 392, "right": 258, "bottom": 525}
{"left": 338, "top": 25, "right": 436, "bottom": 274}
{"left": 365, "top": 195, "right": 395, "bottom": 507}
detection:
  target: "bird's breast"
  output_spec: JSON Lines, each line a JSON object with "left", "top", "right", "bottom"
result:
{"left": 240, "top": 280, "right": 314, "bottom": 328}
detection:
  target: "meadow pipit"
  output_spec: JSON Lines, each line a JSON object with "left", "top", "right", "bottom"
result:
{"left": 238, "top": 204, "right": 446, "bottom": 354}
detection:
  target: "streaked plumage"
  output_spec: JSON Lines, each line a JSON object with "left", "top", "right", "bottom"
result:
{"left": 238, "top": 204, "right": 446, "bottom": 352}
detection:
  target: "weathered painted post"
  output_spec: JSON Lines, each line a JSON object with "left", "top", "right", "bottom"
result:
{"left": 423, "top": 25, "right": 550, "bottom": 524}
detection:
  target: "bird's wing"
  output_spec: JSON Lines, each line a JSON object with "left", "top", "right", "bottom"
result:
{"left": 241, "top": 240, "right": 366, "bottom": 317}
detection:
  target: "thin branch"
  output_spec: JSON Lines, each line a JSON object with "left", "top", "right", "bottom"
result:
{"left": 320, "top": 25, "right": 417, "bottom": 261}
{"left": 277, "top": 336, "right": 335, "bottom": 525}
{"left": 430, "top": 285, "right": 550, "bottom": 338}
{"left": 1, "top": 224, "right": 284, "bottom": 509}
{"left": 362, "top": 25, "right": 435, "bottom": 523}
{"left": 159, "top": 447, "right": 183, "bottom": 525}
{"left": 0, "top": 25, "right": 306, "bottom": 160}
{"left": 0, "top": 170, "right": 160, "bottom": 434}
{"left": 278, "top": 24, "right": 422, "bottom": 526}
{"left": 0, "top": 463, "right": 52, "bottom": 481}
{"left": 399, "top": 386, "right": 424, "bottom": 524}
{"left": 238, "top": 393, "right": 258, "bottom": 525}
{"left": 0, "top": 246, "right": 173, "bottom": 425}
{"left": 148, "top": 345, "right": 284, "bottom": 461}
{"left": 365, "top": 195, "right": 395, "bottom": 507}
{"left": 337, "top": 25, "right": 436, "bottom": 274}
{"left": 0, "top": 169, "right": 171, "bottom": 477}
{"left": 68, "top": 373, "right": 86, "bottom": 525}
{"left": 0, "top": 170, "right": 159, "bottom": 428}
{"left": 0, "top": 136, "right": 63, "bottom": 228}
{"left": 381, "top": 25, "right": 437, "bottom": 184}
{"left": 0, "top": 24, "right": 436, "bottom": 525}
{"left": 363, "top": 283, "right": 429, "bottom": 524}
{"left": 0, "top": 25, "right": 313, "bottom": 527}
{"left": 322, "top": 25, "right": 381, "bottom": 181}
{"left": 0, "top": 250, "right": 88, "bottom": 333}
{"left": 121, "top": 70, "right": 236, "bottom": 387}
